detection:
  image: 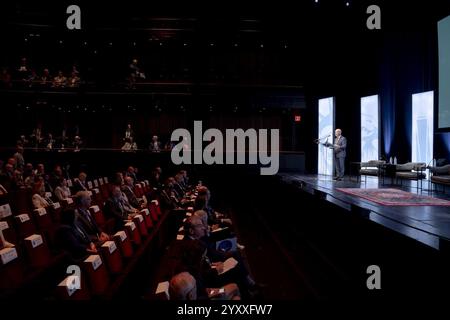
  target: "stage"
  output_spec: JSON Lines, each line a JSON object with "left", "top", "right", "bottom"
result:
{"left": 278, "top": 173, "right": 450, "bottom": 251}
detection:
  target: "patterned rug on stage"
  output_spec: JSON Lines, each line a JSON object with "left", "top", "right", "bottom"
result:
{"left": 336, "top": 188, "right": 450, "bottom": 206}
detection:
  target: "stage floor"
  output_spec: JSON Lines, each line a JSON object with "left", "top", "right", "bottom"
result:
{"left": 278, "top": 174, "right": 450, "bottom": 250}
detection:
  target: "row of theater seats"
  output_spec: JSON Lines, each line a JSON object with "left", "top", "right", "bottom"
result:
{"left": 55, "top": 198, "right": 164, "bottom": 299}
{"left": 0, "top": 176, "right": 166, "bottom": 300}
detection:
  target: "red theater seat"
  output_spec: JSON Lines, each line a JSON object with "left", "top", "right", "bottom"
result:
{"left": 14, "top": 213, "right": 36, "bottom": 238}
{"left": 124, "top": 221, "right": 141, "bottom": 246}
{"left": 48, "top": 202, "right": 62, "bottom": 223}
{"left": 100, "top": 181, "right": 110, "bottom": 199}
{"left": 24, "top": 234, "right": 51, "bottom": 268}
{"left": 143, "top": 180, "right": 151, "bottom": 193}
{"left": 82, "top": 254, "right": 110, "bottom": 295}
{"left": 12, "top": 188, "right": 32, "bottom": 214}
{"left": 33, "top": 208, "right": 53, "bottom": 230}
{"left": 100, "top": 240, "right": 123, "bottom": 274}
{"left": 61, "top": 197, "right": 74, "bottom": 208}
{"left": 0, "top": 246, "right": 25, "bottom": 290}
{"left": 91, "top": 188, "right": 104, "bottom": 208}
{"left": 89, "top": 205, "right": 106, "bottom": 227}
{"left": 113, "top": 230, "right": 133, "bottom": 258}
{"left": 150, "top": 200, "right": 161, "bottom": 221}
{"left": 134, "top": 183, "right": 144, "bottom": 198}
{"left": 141, "top": 208, "right": 154, "bottom": 229}
{"left": 133, "top": 214, "right": 148, "bottom": 237}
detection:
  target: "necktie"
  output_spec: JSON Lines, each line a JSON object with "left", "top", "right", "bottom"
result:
{"left": 81, "top": 209, "right": 93, "bottom": 225}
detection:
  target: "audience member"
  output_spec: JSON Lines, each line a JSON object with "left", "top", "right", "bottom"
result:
{"left": 73, "top": 172, "right": 88, "bottom": 192}
{"left": 104, "top": 185, "right": 138, "bottom": 231}
{"left": 54, "top": 178, "right": 71, "bottom": 201}
{"left": 75, "top": 191, "right": 110, "bottom": 243}
{"left": 32, "top": 179, "right": 53, "bottom": 209}
{"left": 53, "top": 70, "right": 67, "bottom": 88}
{"left": 149, "top": 135, "right": 162, "bottom": 152}
{"left": 56, "top": 208, "right": 97, "bottom": 261}
{"left": 13, "top": 146, "right": 25, "bottom": 171}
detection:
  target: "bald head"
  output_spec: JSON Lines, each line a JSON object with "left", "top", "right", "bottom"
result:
{"left": 335, "top": 129, "right": 342, "bottom": 137}
{"left": 169, "top": 272, "right": 197, "bottom": 300}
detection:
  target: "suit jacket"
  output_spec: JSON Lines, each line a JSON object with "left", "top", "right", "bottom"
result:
{"left": 121, "top": 185, "right": 140, "bottom": 208}
{"left": 165, "top": 238, "right": 213, "bottom": 295}
{"left": 56, "top": 223, "right": 91, "bottom": 261}
{"left": 103, "top": 197, "right": 128, "bottom": 231}
{"left": 75, "top": 208, "right": 101, "bottom": 241}
{"left": 334, "top": 136, "right": 347, "bottom": 158}
{"left": 160, "top": 189, "right": 176, "bottom": 210}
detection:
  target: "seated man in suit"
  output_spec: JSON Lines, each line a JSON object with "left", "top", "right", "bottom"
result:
{"left": 121, "top": 176, "right": 146, "bottom": 209}
{"left": 75, "top": 191, "right": 110, "bottom": 243}
{"left": 56, "top": 208, "right": 97, "bottom": 261}
{"left": 104, "top": 185, "right": 139, "bottom": 231}
{"left": 194, "top": 190, "right": 232, "bottom": 228}
{"left": 168, "top": 216, "right": 256, "bottom": 298}
{"left": 160, "top": 177, "right": 182, "bottom": 211}
{"left": 73, "top": 172, "right": 88, "bottom": 193}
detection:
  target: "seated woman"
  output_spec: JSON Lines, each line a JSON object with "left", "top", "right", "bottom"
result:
{"left": 54, "top": 178, "right": 72, "bottom": 202}
{"left": 32, "top": 179, "right": 53, "bottom": 209}
{"left": 56, "top": 208, "right": 97, "bottom": 261}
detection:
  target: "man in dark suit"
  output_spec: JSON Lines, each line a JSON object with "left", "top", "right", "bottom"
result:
{"left": 104, "top": 185, "right": 138, "bottom": 231}
{"left": 75, "top": 191, "right": 110, "bottom": 243}
{"left": 121, "top": 176, "right": 144, "bottom": 209}
{"left": 333, "top": 128, "right": 347, "bottom": 181}
{"left": 56, "top": 208, "right": 98, "bottom": 261}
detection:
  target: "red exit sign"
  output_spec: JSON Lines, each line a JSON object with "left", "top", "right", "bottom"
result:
{"left": 294, "top": 115, "right": 301, "bottom": 122}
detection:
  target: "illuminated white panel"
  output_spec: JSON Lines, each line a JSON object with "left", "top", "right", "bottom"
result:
{"left": 318, "top": 97, "right": 334, "bottom": 176}
{"left": 412, "top": 91, "right": 434, "bottom": 171}
{"left": 361, "top": 95, "right": 379, "bottom": 162}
